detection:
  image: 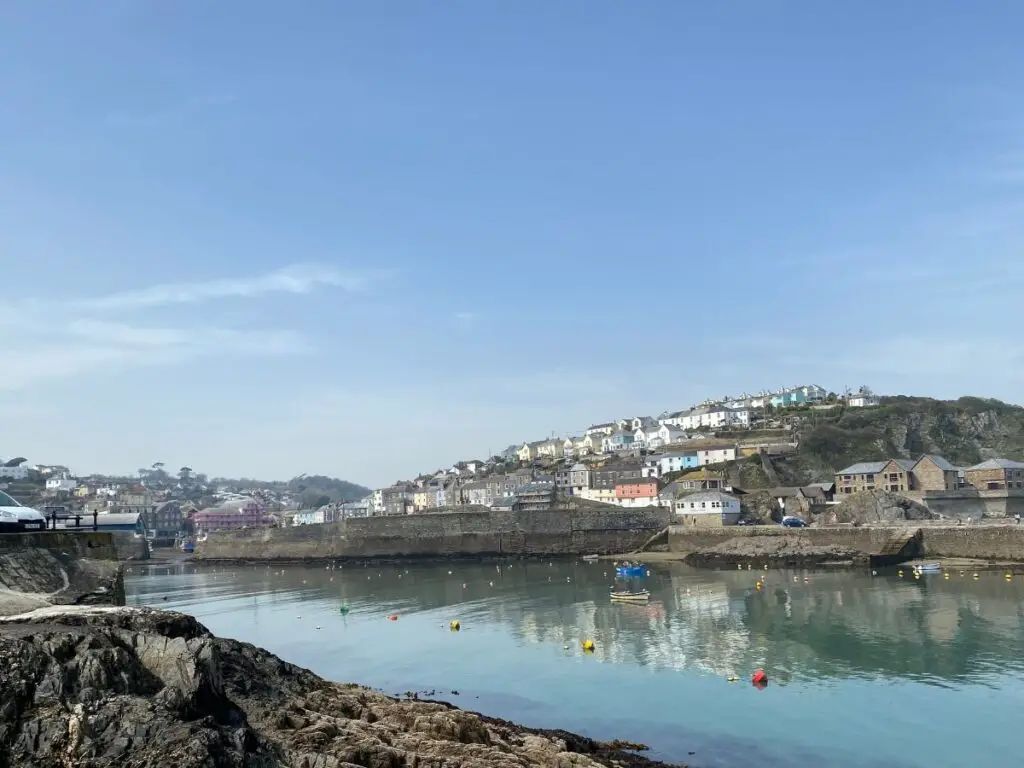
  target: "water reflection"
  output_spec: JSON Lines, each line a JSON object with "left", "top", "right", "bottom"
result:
{"left": 129, "top": 559, "right": 1024, "bottom": 687}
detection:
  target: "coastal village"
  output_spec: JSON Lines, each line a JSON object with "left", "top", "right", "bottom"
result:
{"left": 6, "top": 383, "right": 1022, "bottom": 546}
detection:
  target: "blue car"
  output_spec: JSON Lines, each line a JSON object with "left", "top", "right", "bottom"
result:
{"left": 781, "top": 516, "right": 806, "bottom": 528}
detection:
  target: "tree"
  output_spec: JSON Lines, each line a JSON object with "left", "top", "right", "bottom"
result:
{"left": 2, "top": 457, "right": 26, "bottom": 468}
{"left": 178, "top": 466, "right": 193, "bottom": 485}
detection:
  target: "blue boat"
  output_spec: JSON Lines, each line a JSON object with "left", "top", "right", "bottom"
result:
{"left": 615, "top": 564, "right": 648, "bottom": 577}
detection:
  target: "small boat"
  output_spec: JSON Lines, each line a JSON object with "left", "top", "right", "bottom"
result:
{"left": 913, "top": 562, "right": 942, "bottom": 573}
{"left": 610, "top": 589, "right": 650, "bottom": 602}
{"left": 582, "top": 554, "right": 600, "bottom": 562}
{"left": 615, "top": 563, "right": 648, "bottom": 577}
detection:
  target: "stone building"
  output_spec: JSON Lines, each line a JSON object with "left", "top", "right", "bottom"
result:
{"left": 963, "top": 459, "right": 1024, "bottom": 490}
{"left": 912, "top": 455, "right": 960, "bottom": 491}
{"left": 673, "top": 491, "right": 742, "bottom": 527}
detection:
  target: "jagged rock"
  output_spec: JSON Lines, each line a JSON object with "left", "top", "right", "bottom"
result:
{"left": 826, "top": 490, "right": 937, "bottom": 525}
{"left": 0, "top": 607, "right": 677, "bottom": 768}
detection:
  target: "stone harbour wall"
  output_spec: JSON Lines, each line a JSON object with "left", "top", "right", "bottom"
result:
{"left": 196, "top": 506, "right": 673, "bottom": 561}
{"left": 668, "top": 523, "right": 1024, "bottom": 563}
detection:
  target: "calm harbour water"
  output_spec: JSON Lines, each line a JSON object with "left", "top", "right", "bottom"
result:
{"left": 125, "top": 559, "right": 1024, "bottom": 767}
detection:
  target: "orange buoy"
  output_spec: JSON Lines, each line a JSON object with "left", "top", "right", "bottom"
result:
{"left": 751, "top": 669, "right": 768, "bottom": 689}
{"left": 388, "top": 614, "right": 399, "bottom": 621}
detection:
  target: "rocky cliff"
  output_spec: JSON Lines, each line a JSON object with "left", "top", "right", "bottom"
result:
{"left": 0, "top": 606, "right": 673, "bottom": 768}
{"left": 730, "top": 396, "right": 1024, "bottom": 487}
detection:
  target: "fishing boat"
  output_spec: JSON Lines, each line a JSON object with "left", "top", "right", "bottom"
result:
{"left": 615, "top": 562, "right": 648, "bottom": 577}
{"left": 912, "top": 562, "right": 942, "bottom": 573}
{"left": 610, "top": 589, "right": 650, "bottom": 602}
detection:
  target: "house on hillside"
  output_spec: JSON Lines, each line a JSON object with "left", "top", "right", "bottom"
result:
{"left": 656, "top": 452, "right": 700, "bottom": 477}
{"left": 602, "top": 430, "right": 635, "bottom": 453}
{"left": 674, "top": 491, "right": 742, "bottom": 526}
{"left": 697, "top": 445, "right": 737, "bottom": 465}
{"left": 517, "top": 482, "right": 555, "bottom": 512}
{"left": 835, "top": 459, "right": 915, "bottom": 495}
{"left": 536, "top": 439, "right": 565, "bottom": 459}
{"left": 672, "top": 469, "right": 726, "bottom": 491}
{"left": 517, "top": 441, "right": 544, "bottom": 462}
{"left": 592, "top": 461, "right": 643, "bottom": 490}
{"left": 585, "top": 423, "right": 616, "bottom": 437}
{"left": 846, "top": 387, "right": 880, "bottom": 407}
{"left": 569, "top": 463, "right": 591, "bottom": 493}
{"left": 614, "top": 478, "right": 661, "bottom": 508}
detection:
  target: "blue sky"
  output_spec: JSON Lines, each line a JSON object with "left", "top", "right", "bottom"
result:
{"left": 2, "top": 2, "right": 1022, "bottom": 488}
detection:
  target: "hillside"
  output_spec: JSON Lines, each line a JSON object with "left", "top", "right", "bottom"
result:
{"left": 730, "top": 396, "right": 1024, "bottom": 488}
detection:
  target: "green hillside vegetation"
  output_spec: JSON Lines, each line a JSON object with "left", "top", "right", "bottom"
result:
{"left": 735, "top": 396, "right": 1024, "bottom": 488}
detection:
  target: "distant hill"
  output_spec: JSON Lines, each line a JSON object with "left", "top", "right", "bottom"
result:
{"left": 211, "top": 475, "right": 371, "bottom": 504}
{"left": 731, "top": 396, "right": 1024, "bottom": 488}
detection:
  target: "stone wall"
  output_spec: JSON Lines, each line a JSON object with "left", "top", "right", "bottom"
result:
{"left": 0, "top": 531, "right": 120, "bottom": 561}
{"left": 667, "top": 525, "right": 897, "bottom": 555}
{"left": 668, "top": 524, "right": 1024, "bottom": 563}
{"left": 906, "top": 489, "right": 1024, "bottom": 520}
{"left": 922, "top": 526, "right": 1024, "bottom": 560}
{"left": 196, "top": 507, "right": 672, "bottom": 561}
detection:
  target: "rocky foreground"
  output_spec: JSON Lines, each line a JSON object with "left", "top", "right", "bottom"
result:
{"left": 0, "top": 606, "right": 678, "bottom": 768}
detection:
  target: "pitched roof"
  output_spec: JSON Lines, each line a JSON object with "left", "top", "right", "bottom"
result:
{"left": 836, "top": 461, "right": 888, "bottom": 475}
{"left": 967, "top": 458, "right": 1024, "bottom": 471}
{"left": 915, "top": 455, "right": 957, "bottom": 471}
{"left": 892, "top": 458, "right": 916, "bottom": 471}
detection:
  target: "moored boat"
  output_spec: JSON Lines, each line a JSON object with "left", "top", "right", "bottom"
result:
{"left": 610, "top": 589, "right": 650, "bottom": 601}
{"left": 913, "top": 562, "right": 942, "bottom": 573}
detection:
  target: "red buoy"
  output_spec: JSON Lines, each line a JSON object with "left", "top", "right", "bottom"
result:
{"left": 751, "top": 669, "right": 768, "bottom": 688}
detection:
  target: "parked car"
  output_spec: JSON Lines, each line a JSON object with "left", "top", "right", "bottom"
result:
{"left": 0, "top": 490, "right": 47, "bottom": 533}
{"left": 781, "top": 515, "right": 806, "bottom": 528}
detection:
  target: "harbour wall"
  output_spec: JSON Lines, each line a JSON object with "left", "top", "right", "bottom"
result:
{"left": 196, "top": 506, "right": 673, "bottom": 561}
{"left": 667, "top": 524, "right": 1024, "bottom": 562}
{"left": 908, "top": 489, "right": 1024, "bottom": 520}
{"left": 0, "top": 531, "right": 125, "bottom": 615}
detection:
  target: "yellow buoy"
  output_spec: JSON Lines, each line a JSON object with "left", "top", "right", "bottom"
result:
{"left": 944, "top": 573, "right": 950, "bottom": 579}
{"left": 898, "top": 570, "right": 904, "bottom": 577}
{"left": 582, "top": 639, "right": 596, "bottom": 652}
{"left": 727, "top": 676, "right": 738, "bottom": 682}
{"left": 973, "top": 573, "right": 979, "bottom": 579}
{"left": 449, "top": 620, "right": 461, "bottom": 631}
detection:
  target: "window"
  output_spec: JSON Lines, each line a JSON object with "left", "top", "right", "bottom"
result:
{"left": 866, "top": 474, "right": 874, "bottom": 482}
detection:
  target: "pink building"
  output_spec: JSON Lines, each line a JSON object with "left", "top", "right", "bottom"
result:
{"left": 194, "top": 500, "right": 275, "bottom": 532}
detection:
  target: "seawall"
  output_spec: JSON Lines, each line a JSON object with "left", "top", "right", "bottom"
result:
{"left": 196, "top": 507, "right": 673, "bottom": 561}
{"left": 667, "top": 524, "right": 1024, "bottom": 564}
{"left": 0, "top": 531, "right": 125, "bottom": 615}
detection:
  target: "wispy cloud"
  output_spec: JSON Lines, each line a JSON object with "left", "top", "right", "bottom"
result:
{"left": 0, "top": 264, "right": 378, "bottom": 390}
{"left": 75, "top": 264, "right": 383, "bottom": 311}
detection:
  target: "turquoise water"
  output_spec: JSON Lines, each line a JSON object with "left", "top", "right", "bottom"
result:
{"left": 125, "top": 559, "right": 1024, "bottom": 767}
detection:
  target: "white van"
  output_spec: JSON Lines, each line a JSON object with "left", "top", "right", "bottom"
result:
{"left": 0, "top": 490, "right": 47, "bottom": 532}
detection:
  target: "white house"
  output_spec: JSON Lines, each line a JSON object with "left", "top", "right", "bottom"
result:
{"left": 370, "top": 489, "right": 385, "bottom": 515}
{"left": 652, "top": 424, "right": 685, "bottom": 448}
{"left": 536, "top": 439, "right": 565, "bottom": 459}
{"left": 698, "top": 445, "right": 737, "bottom": 465}
{"left": 45, "top": 475, "right": 78, "bottom": 492}
{"left": 585, "top": 423, "right": 616, "bottom": 437}
{"left": 658, "top": 411, "right": 689, "bottom": 428}
{"left": 673, "top": 490, "right": 741, "bottom": 523}
{"left": 847, "top": 388, "right": 880, "bottom": 407}
{"left": 0, "top": 466, "right": 29, "bottom": 480}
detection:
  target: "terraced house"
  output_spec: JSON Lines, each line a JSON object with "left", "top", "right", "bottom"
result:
{"left": 835, "top": 455, "right": 959, "bottom": 494}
